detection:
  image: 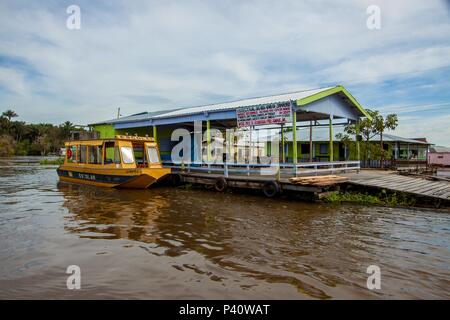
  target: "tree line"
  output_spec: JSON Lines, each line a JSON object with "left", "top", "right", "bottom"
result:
{"left": 0, "top": 109, "right": 78, "bottom": 157}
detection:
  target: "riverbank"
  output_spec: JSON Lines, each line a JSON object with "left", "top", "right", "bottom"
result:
{"left": 39, "top": 157, "right": 64, "bottom": 165}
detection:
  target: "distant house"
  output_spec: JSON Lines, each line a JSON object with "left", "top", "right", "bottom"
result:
{"left": 428, "top": 146, "right": 450, "bottom": 167}
{"left": 272, "top": 130, "right": 432, "bottom": 169}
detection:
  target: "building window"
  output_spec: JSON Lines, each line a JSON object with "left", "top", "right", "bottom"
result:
{"left": 319, "top": 144, "right": 329, "bottom": 154}
{"left": 417, "top": 147, "right": 426, "bottom": 160}
{"left": 301, "top": 144, "right": 310, "bottom": 154}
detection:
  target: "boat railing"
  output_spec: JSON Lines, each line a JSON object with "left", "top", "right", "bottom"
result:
{"left": 162, "top": 160, "right": 360, "bottom": 178}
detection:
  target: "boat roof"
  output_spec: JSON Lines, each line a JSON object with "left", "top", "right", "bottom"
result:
{"left": 65, "top": 135, "right": 155, "bottom": 145}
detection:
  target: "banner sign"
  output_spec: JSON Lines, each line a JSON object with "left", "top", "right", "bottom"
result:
{"left": 236, "top": 102, "right": 292, "bottom": 127}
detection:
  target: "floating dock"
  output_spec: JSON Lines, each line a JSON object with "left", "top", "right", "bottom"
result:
{"left": 164, "top": 162, "right": 450, "bottom": 207}
{"left": 165, "top": 161, "right": 359, "bottom": 198}
{"left": 345, "top": 171, "right": 450, "bottom": 207}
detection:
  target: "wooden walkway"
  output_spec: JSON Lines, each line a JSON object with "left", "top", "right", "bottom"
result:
{"left": 348, "top": 173, "right": 450, "bottom": 201}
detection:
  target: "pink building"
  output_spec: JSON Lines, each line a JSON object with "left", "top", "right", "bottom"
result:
{"left": 428, "top": 146, "right": 450, "bottom": 167}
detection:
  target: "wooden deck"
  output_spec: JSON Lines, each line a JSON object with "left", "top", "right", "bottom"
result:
{"left": 346, "top": 172, "right": 450, "bottom": 201}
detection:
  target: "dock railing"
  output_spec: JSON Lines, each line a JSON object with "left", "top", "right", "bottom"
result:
{"left": 162, "top": 161, "right": 360, "bottom": 179}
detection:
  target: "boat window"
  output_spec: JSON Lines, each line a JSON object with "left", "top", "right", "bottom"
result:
{"left": 67, "top": 145, "right": 77, "bottom": 163}
{"left": 147, "top": 147, "right": 159, "bottom": 164}
{"left": 79, "top": 145, "right": 87, "bottom": 163}
{"left": 104, "top": 142, "right": 121, "bottom": 164}
{"left": 133, "top": 144, "right": 146, "bottom": 167}
{"left": 88, "top": 146, "right": 103, "bottom": 164}
{"left": 115, "top": 147, "right": 121, "bottom": 164}
{"left": 121, "top": 146, "right": 135, "bottom": 164}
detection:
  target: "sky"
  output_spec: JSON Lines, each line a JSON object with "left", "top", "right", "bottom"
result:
{"left": 0, "top": 0, "right": 450, "bottom": 145}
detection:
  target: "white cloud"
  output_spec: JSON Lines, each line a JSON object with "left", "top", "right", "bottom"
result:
{"left": 320, "top": 46, "right": 450, "bottom": 84}
{"left": 392, "top": 114, "right": 450, "bottom": 146}
{"left": 0, "top": 0, "right": 449, "bottom": 143}
{"left": 377, "top": 102, "right": 450, "bottom": 115}
{"left": 211, "top": 52, "right": 260, "bottom": 85}
{"left": 0, "top": 67, "right": 29, "bottom": 96}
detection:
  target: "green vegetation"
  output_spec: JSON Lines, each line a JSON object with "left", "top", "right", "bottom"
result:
{"left": 39, "top": 158, "right": 65, "bottom": 165}
{"left": 336, "top": 109, "right": 398, "bottom": 165}
{"left": 324, "top": 189, "right": 416, "bottom": 207}
{"left": 0, "top": 109, "right": 79, "bottom": 156}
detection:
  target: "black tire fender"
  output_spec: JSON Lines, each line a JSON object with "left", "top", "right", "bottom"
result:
{"left": 214, "top": 177, "right": 228, "bottom": 192}
{"left": 262, "top": 181, "right": 280, "bottom": 198}
{"left": 171, "top": 173, "right": 182, "bottom": 186}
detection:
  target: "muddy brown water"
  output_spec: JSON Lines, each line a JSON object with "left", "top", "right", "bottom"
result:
{"left": 0, "top": 157, "right": 449, "bottom": 299}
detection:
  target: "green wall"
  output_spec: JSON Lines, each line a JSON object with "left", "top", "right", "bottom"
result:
{"left": 92, "top": 124, "right": 171, "bottom": 158}
{"left": 285, "top": 142, "right": 340, "bottom": 162}
{"left": 92, "top": 125, "right": 155, "bottom": 139}
{"left": 92, "top": 124, "right": 116, "bottom": 139}
{"left": 116, "top": 127, "right": 153, "bottom": 137}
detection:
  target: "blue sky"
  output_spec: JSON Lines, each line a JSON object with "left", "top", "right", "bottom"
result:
{"left": 1, "top": 0, "right": 450, "bottom": 145}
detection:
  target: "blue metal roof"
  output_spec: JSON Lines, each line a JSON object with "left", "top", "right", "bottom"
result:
{"left": 90, "top": 85, "right": 365, "bottom": 128}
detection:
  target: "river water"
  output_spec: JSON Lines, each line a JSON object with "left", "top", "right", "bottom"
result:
{"left": 0, "top": 157, "right": 449, "bottom": 299}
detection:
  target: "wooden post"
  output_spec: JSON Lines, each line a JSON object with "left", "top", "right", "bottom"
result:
{"left": 227, "top": 128, "right": 233, "bottom": 163}
{"left": 309, "top": 120, "right": 313, "bottom": 162}
{"left": 206, "top": 119, "right": 211, "bottom": 162}
{"left": 356, "top": 120, "right": 360, "bottom": 162}
{"left": 281, "top": 124, "right": 285, "bottom": 163}
{"left": 329, "top": 115, "right": 333, "bottom": 162}
{"left": 292, "top": 106, "right": 297, "bottom": 164}
{"left": 380, "top": 132, "right": 384, "bottom": 169}
{"left": 249, "top": 126, "right": 252, "bottom": 163}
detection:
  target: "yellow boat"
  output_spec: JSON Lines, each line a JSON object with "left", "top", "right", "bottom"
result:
{"left": 57, "top": 135, "right": 171, "bottom": 188}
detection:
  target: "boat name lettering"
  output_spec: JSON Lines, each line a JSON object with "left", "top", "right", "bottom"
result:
{"left": 78, "top": 173, "right": 96, "bottom": 180}
{"left": 126, "top": 169, "right": 141, "bottom": 174}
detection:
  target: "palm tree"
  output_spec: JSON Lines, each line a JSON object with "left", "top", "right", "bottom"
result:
{"left": 59, "top": 121, "right": 75, "bottom": 140}
{"left": 2, "top": 110, "right": 18, "bottom": 134}
{"left": 2, "top": 110, "right": 18, "bottom": 122}
{"left": 343, "top": 109, "right": 398, "bottom": 167}
{"left": 374, "top": 113, "right": 398, "bottom": 168}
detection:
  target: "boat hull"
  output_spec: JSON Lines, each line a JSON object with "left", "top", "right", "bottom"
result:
{"left": 57, "top": 166, "right": 170, "bottom": 189}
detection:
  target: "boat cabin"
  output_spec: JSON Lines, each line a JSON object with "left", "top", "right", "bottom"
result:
{"left": 64, "top": 135, "right": 163, "bottom": 169}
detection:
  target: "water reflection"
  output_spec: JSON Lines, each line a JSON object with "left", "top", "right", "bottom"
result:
{"left": 57, "top": 183, "right": 377, "bottom": 299}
